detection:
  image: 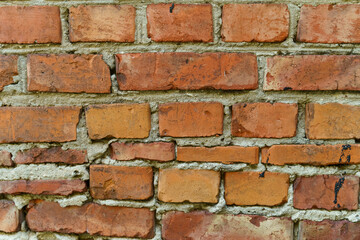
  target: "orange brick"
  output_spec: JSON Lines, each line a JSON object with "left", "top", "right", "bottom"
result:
{"left": 222, "top": 4, "right": 289, "bottom": 42}
{"left": 159, "top": 102, "right": 223, "bottom": 137}
{"left": 90, "top": 165, "right": 153, "bottom": 200}
{"left": 297, "top": 4, "right": 360, "bottom": 43}
{"left": 225, "top": 171, "right": 289, "bottom": 206}
{"left": 85, "top": 103, "right": 151, "bottom": 139}
{"left": 0, "top": 6, "right": 61, "bottom": 44}
{"left": 0, "top": 200, "right": 21, "bottom": 233}
{"left": 231, "top": 103, "right": 298, "bottom": 138}
{"left": 69, "top": 5, "right": 135, "bottom": 42}
{"left": 0, "top": 106, "right": 80, "bottom": 143}
{"left": 0, "top": 55, "right": 18, "bottom": 91}
{"left": 177, "top": 146, "right": 259, "bottom": 164}
{"left": 116, "top": 52, "right": 258, "bottom": 90}
{"left": 147, "top": 4, "right": 213, "bottom": 42}
{"left": 110, "top": 142, "right": 175, "bottom": 162}
{"left": 27, "top": 54, "right": 111, "bottom": 93}
{"left": 158, "top": 169, "right": 220, "bottom": 203}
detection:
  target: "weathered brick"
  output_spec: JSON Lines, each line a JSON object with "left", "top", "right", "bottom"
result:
{"left": 0, "top": 200, "right": 21, "bottom": 233}
{"left": 116, "top": 53, "right": 258, "bottom": 90}
{"left": 158, "top": 169, "right": 220, "bottom": 203}
{"left": 85, "top": 103, "right": 151, "bottom": 139}
{"left": 263, "top": 144, "right": 360, "bottom": 166}
{"left": 90, "top": 165, "right": 153, "bottom": 200}
{"left": 299, "top": 219, "right": 360, "bottom": 240}
{"left": 0, "top": 151, "right": 13, "bottom": 167}
{"left": 26, "top": 201, "right": 155, "bottom": 238}
{"left": 14, "top": 147, "right": 87, "bottom": 165}
{"left": 69, "top": 5, "right": 135, "bottom": 42}
{"left": 297, "top": 4, "right": 360, "bottom": 43}
{"left": 265, "top": 55, "right": 360, "bottom": 91}
{"left": 231, "top": 103, "right": 298, "bottom": 138}
{"left": 306, "top": 103, "right": 360, "bottom": 139}
{"left": 0, "top": 179, "right": 86, "bottom": 196}
{"left": 110, "top": 142, "right": 175, "bottom": 162}
{"left": 0, "top": 107, "right": 80, "bottom": 143}
{"left": 147, "top": 4, "right": 213, "bottom": 42}
{"left": 27, "top": 54, "right": 111, "bottom": 93}
{"left": 177, "top": 146, "right": 259, "bottom": 164}
{"left": 293, "top": 175, "right": 359, "bottom": 210}
{"left": 222, "top": 4, "right": 289, "bottom": 42}
{"left": 0, "top": 6, "right": 61, "bottom": 44}
{"left": 162, "top": 211, "right": 293, "bottom": 240}
{"left": 159, "top": 102, "right": 223, "bottom": 137}
{"left": 225, "top": 171, "right": 289, "bottom": 206}
{"left": 0, "top": 55, "right": 18, "bottom": 91}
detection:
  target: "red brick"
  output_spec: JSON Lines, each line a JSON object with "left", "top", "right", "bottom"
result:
{"left": 90, "top": 165, "right": 153, "bottom": 200}
{"left": 0, "top": 200, "right": 21, "bottom": 233}
{"left": 263, "top": 144, "right": 360, "bottom": 166}
{"left": 265, "top": 55, "right": 360, "bottom": 91}
{"left": 147, "top": 4, "right": 213, "bottom": 42}
{"left": 297, "top": 4, "right": 360, "bottom": 43}
{"left": 177, "top": 146, "right": 259, "bottom": 164}
{"left": 306, "top": 103, "right": 360, "bottom": 139}
{"left": 116, "top": 52, "right": 258, "bottom": 90}
{"left": 159, "top": 102, "right": 223, "bottom": 137}
{"left": 222, "top": 4, "right": 289, "bottom": 42}
{"left": 0, "top": 179, "right": 86, "bottom": 196}
{"left": 85, "top": 103, "right": 151, "bottom": 139}
{"left": 69, "top": 5, "right": 135, "bottom": 42}
{"left": 0, "top": 106, "right": 80, "bottom": 143}
{"left": 0, "top": 151, "right": 13, "bottom": 167}
{"left": 0, "top": 6, "right": 61, "bottom": 44}
{"left": 27, "top": 54, "right": 111, "bottom": 93}
{"left": 110, "top": 142, "right": 175, "bottom": 162}
{"left": 293, "top": 175, "right": 359, "bottom": 210}
{"left": 162, "top": 211, "right": 293, "bottom": 240}
{"left": 158, "top": 169, "right": 220, "bottom": 203}
{"left": 225, "top": 171, "right": 289, "bottom": 206}
{"left": 231, "top": 103, "right": 298, "bottom": 138}
{"left": 0, "top": 55, "right": 18, "bottom": 91}
{"left": 26, "top": 201, "right": 155, "bottom": 238}
{"left": 299, "top": 219, "right": 360, "bottom": 240}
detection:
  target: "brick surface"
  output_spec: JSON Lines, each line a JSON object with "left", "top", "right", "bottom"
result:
{"left": 263, "top": 144, "right": 360, "bottom": 165}
{"left": 116, "top": 52, "right": 258, "bottom": 90}
{"left": 147, "top": 4, "right": 213, "bottom": 42}
{"left": 26, "top": 201, "right": 155, "bottom": 238}
{"left": 90, "top": 165, "right": 153, "bottom": 200}
{"left": 177, "top": 146, "right": 259, "bottom": 164}
{"left": 0, "top": 151, "right": 13, "bottom": 167}
{"left": 0, "top": 180, "right": 86, "bottom": 196}
{"left": 297, "top": 4, "right": 360, "bottom": 43}
{"left": 85, "top": 104, "right": 151, "bottom": 139}
{"left": 0, "top": 55, "right": 18, "bottom": 91}
{"left": 162, "top": 211, "right": 293, "bottom": 240}
{"left": 69, "top": 5, "right": 135, "bottom": 42}
{"left": 222, "top": 4, "right": 289, "bottom": 42}
{"left": 158, "top": 169, "right": 220, "bottom": 203}
{"left": 306, "top": 103, "right": 360, "bottom": 139}
{"left": 265, "top": 55, "right": 360, "bottom": 91}
{"left": 225, "top": 171, "right": 289, "bottom": 206}
{"left": 0, "top": 6, "right": 61, "bottom": 44}
{"left": 231, "top": 103, "right": 298, "bottom": 138}
{"left": 27, "top": 54, "right": 111, "bottom": 93}
{"left": 299, "top": 219, "right": 360, "bottom": 240}
{"left": 0, "top": 200, "right": 21, "bottom": 233}
{"left": 159, "top": 102, "right": 223, "bottom": 137}
{"left": 14, "top": 147, "right": 87, "bottom": 165}
{"left": 293, "top": 175, "right": 359, "bottom": 210}
{"left": 0, "top": 107, "right": 80, "bottom": 143}
{"left": 110, "top": 142, "right": 175, "bottom": 162}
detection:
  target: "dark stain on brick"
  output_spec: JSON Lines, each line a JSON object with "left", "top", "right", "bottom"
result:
{"left": 339, "top": 144, "right": 351, "bottom": 163}
{"left": 170, "top": 3, "right": 175, "bottom": 13}
{"left": 283, "top": 87, "right": 292, "bottom": 90}
{"left": 333, "top": 177, "right": 345, "bottom": 205}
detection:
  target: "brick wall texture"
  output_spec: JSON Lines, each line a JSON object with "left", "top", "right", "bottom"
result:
{"left": 0, "top": 1, "right": 360, "bottom": 239}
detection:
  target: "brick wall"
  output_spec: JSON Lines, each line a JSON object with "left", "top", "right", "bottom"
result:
{"left": 0, "top": 0, "right": 360, "bottom": 239}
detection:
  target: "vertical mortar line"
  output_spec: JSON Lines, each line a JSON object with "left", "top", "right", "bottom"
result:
{"left": 149, "top": 102, "right": 160, "bottom": 141}
{"left": 222, "top": 105, "right": 232, "bottom": 146}
{"left": 100, "top": 51, "right": 117, "bottom": 94}
{"left": 17, "top": 55, "right": 28, "bottom": 94}
{"left": 211, "top": 3, "right": 222, "bottom": 44}
{"left": 295, "top": 101, "right": 307, "bottom": 143}
{"left": 287, "top": 3, "right": 301, "bottom": 46}
{"left": 293, "top": 220, "right": 300, "bottom": 240}
{"left": 135, "top": 4, "right": 151, "bottom": 44}
{"left": 256, "top": 55, "right": 267, "bottom": 99}
{"left": 60, "top": 6, "right": 71, "bottom": 49}
{"left": 153, "top": 167, "right": 163, "bottom": 240}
